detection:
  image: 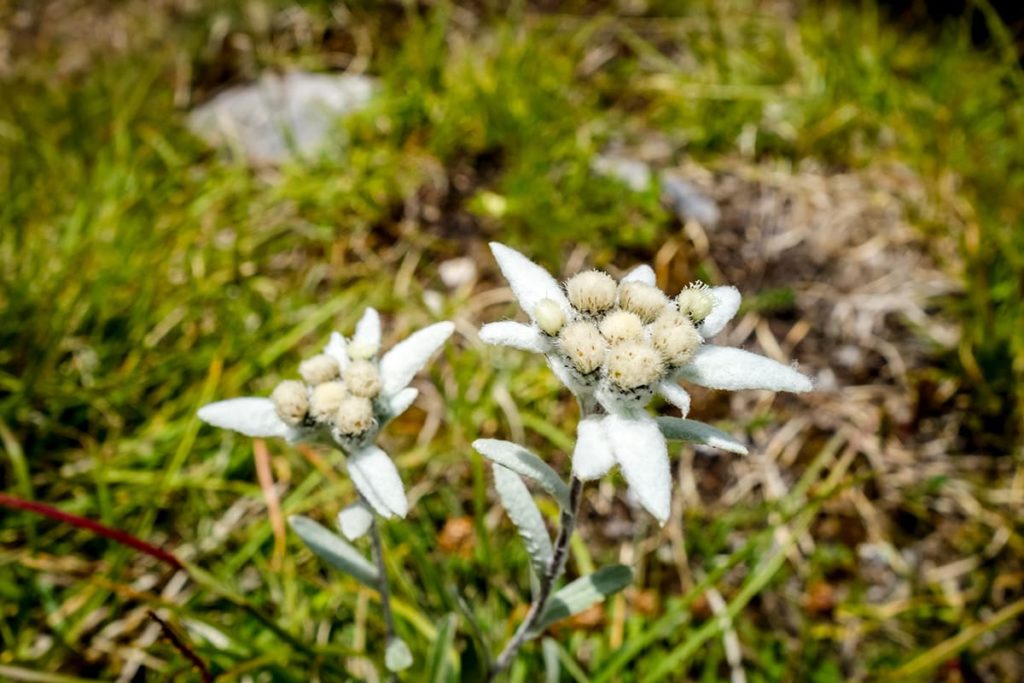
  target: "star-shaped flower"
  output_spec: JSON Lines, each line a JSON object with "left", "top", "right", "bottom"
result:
{"left": 198, "top": 309, "right": 454, "bottom": 524}
{"left": 480, "top": 242, "right": 811, "bottom": 524}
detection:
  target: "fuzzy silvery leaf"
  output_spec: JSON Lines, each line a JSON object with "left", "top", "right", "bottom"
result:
{"left": 679, "top": 345, "right": 813, "bottom": 393}
{"left": 621, "top": 264, "right": 656, "bottom": 286}
{"left": 699, "top": 286, "right": 742, "bottom": 339}
{"left": 533, "top": 564, "right": 634, "bottom": 633}
{"left": 657, "top": 382, "right": 692, "bottom": 417}
{"left": 347, "top": 446, "right": 408, "bottom": 519}
{"left": 655, "top": 416, "right": 749, "bottom": 455}
{"left": 479, "top": 321, "right": 548, "bottom": 353}
{"left": 385, "top": 637, "right": 414, "bottom": 672}
{"left": 571, "top": 417, "right": 616, "bottom": 481}
{"left": 323, "top": 331, "right": 350, "bottom": 370}
{"left": 605, "top": 413, "right": 672, "bottom": 525}
{"left": 473, "top": 439, "right": 570, "bottom": 508}
{"left": 493, "top": 464, "right": 554, "bottom": 578}
{"left": 543, "top": 639, "right": 560, "bottom": 683}
{"left": 197, "top": 398, "right": 289, "bottom": 438}
{"left": 337, "top": 500, "right": 374, "bottom": 541}
{"left": 352, "top": 307, "right": 382, "bottom": 353}
{"left": 289, "top": 515, "right": 379, "bottom": 587}
{"left": 489, "top": 242, "right": 572, "bottom": 320}
{"left": 379, "top": 321, "right": 455, "bottom": 397}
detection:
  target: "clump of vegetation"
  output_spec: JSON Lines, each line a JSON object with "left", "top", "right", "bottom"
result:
{"left": 1, "top": 1, "right": 1022, "bottom": 680}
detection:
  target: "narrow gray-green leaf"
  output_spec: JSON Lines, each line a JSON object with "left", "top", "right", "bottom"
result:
{"left": 543, "top": 638, "right": 560, "bottom": 683}
{"left": 288, "top": 515, "right": 379, "bottom": 587}
{"left": 474, "top": 438, "right": 570, "bottom": 508}
{"left": 534, "top": 564, "right": 634, "bottom": 632}
{"left": 493, "top": 464, "right": 553, "bottom": 577}
{"left": 655, "top": 417, "right": 749, "bottom": 455}
{"left": 426, "top": 613, "right": 458, "bottom": 683}
{"left": 385, "top": 637, "right": 414, "bottom": 672}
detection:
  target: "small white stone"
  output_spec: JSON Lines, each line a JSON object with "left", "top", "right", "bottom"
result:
{"left": 534, "top": 298, "right": 567, "bottom": 336}
{"left": 566, "top": 270, "right": 617, "bottom": 315}
{"left": 270, "top": 380, "right": 308, "bottom": 426}
{"left": 335, "top": 395, "right": 375, "bottom": 435}
{"left": 677, "top": 283, "right": 716, "bottom": 323}
{"left": 618, "top": 281, "right": 669, "bottom": 322}
{"left": 598, "top": 309, "right": 644, "bottom": 345}
{"left": 558, "top": 321, "right": 607, "bottom": 374}
{"left": 309, "top": 381, "right": 348, "bottom": 422}
{"left": 344, "top": 360, "right": 382, "bottom": 398}
{"left": 651, "top": 310, "right": 702, "bottom": 366}
{"left": 439, "top": 257, "right": 478, "bottom": 289}
{"left": 298, "top": 354, "right": 340, "bottom": 385}
{"left": 606, "top": 341, "right": 664, "bottom": 390}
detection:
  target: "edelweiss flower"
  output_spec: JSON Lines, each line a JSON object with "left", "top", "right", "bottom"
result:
{"left": 480, "top": 242, "right": 811, "bottom": 525}
{"left": 198, "top": 309, "right": 454, "bottom": 526}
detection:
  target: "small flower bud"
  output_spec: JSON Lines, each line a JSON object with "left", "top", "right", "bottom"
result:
{"left": 347, "top": 339, "right": 378, "bottom": 360}
{"left": 558, "top": 321, "right": 607, "bottom": 374}
{"left": 598, "top": 309, "right": 644, "bottom": 345}
{"left": 651, "top": 310, "right": 702, "bottom": 366}
{"left": 271, "top": 380, "right": 308, "bottom": 426}
{"left": 534, "top": 298, "right": 566, "bottom": 336}
{"left": 298, "top": 354, "right": 340, "bottom": 385}
{"left": 618, "top": 282, "right": 669, "bottom": 322}
{"left": 335, "top": 395, "right": 375, "bottom": 435}
{"left": 677, "top": 283, "right": 715, "bottom": 323}
{"left": 343, "top": 360, "right": 382, "bottom": 398}
{"left": 566, "top": 270, "right": 617, "bottom": 315}
{"left": 606, "top": 341, "right": 665, "bottom": 390}
{"left": 310, "top": 381, "right": 348, "bottom": 422}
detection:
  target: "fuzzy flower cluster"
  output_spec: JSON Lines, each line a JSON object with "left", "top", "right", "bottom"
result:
{"left": 536, "top": 269, "right": 717, "bottom": 415}
{"left": 198, "top": 309, "right": 454, "bottom": 527}
{"left": 481, "top": 243, "right": 812, "bottom": 524}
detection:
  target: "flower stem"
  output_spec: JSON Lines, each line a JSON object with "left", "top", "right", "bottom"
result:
{"left": 367, "top": 511, "right": 398, "bottom": 682}
{"left": 490, "top": 475, "right": 584, "bottom": 678}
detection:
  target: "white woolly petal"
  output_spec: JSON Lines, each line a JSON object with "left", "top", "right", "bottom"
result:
{"left": 657, "top": 382, "right": 692, "bottom": 417}
{"left": 605, "top": 413, "right": 672, "bottom": 525}
{"left": 324, "top": 332, "right": 350, "bottom": 370}
{"left": 347, "top": 446, "right": 408, "bottom": 519}
{"left": 489, "top": 242, "right": 572, "bottom": 320}
{"left": 621, "top": 264, "right": 656, "bottom": 286}
{"left": 387, "top": 387, "right": 419, "bottom": 419}
{"left": 378, "top": 321, "right": 455, "bottom": 396}
{"left": 479, "top": 321, "right": 548, "bottom": 353}
{"left": 353, "top": 308, "right": 382, "bottom": 353}
{"left": 698, "top": 286, "right": 742, "bottom": 339}
{"left": 338, "top": 500, "right": 374, "bottom": 540}
{"left": 197, "top": 398, "right": 289, "bottom": 438}
{"left": 571, "top": 417, "right": 616, "bottom": 481}
{"left": 679, "top": 345, "right": 813, "bottom": 393}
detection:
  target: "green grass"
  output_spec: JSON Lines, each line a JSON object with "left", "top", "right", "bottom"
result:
{"left": 1, "top": 0, "right": 1023, "bottom": 680}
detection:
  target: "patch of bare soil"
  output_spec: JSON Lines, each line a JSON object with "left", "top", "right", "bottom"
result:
{"left": 573, "top": 158, "right": 1021, "bottom": 680}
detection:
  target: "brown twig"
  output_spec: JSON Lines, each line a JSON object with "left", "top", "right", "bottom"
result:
{"left": 253, "top": 439, "right": 286, "bottom": 571}
{"left": 148, "top": 610, "right": 213, "bottom": 683}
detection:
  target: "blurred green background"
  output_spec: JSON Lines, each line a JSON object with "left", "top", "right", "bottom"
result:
{"left": 1, "top": 0, "right": 1023, "bottom": 680}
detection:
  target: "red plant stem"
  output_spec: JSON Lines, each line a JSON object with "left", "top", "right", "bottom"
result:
{"left": 0, "top": 492, "right": 184, "bottom": 571}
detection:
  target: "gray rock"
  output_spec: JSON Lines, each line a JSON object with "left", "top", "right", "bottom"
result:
{"left": 187, "top": 71, "right": 376, "bottom": 164}
{"left": 590, "top": 154, "right": 654, "bottom": 192}
{"left": 659, "top": 173, "right": 720, "bottom": 227}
